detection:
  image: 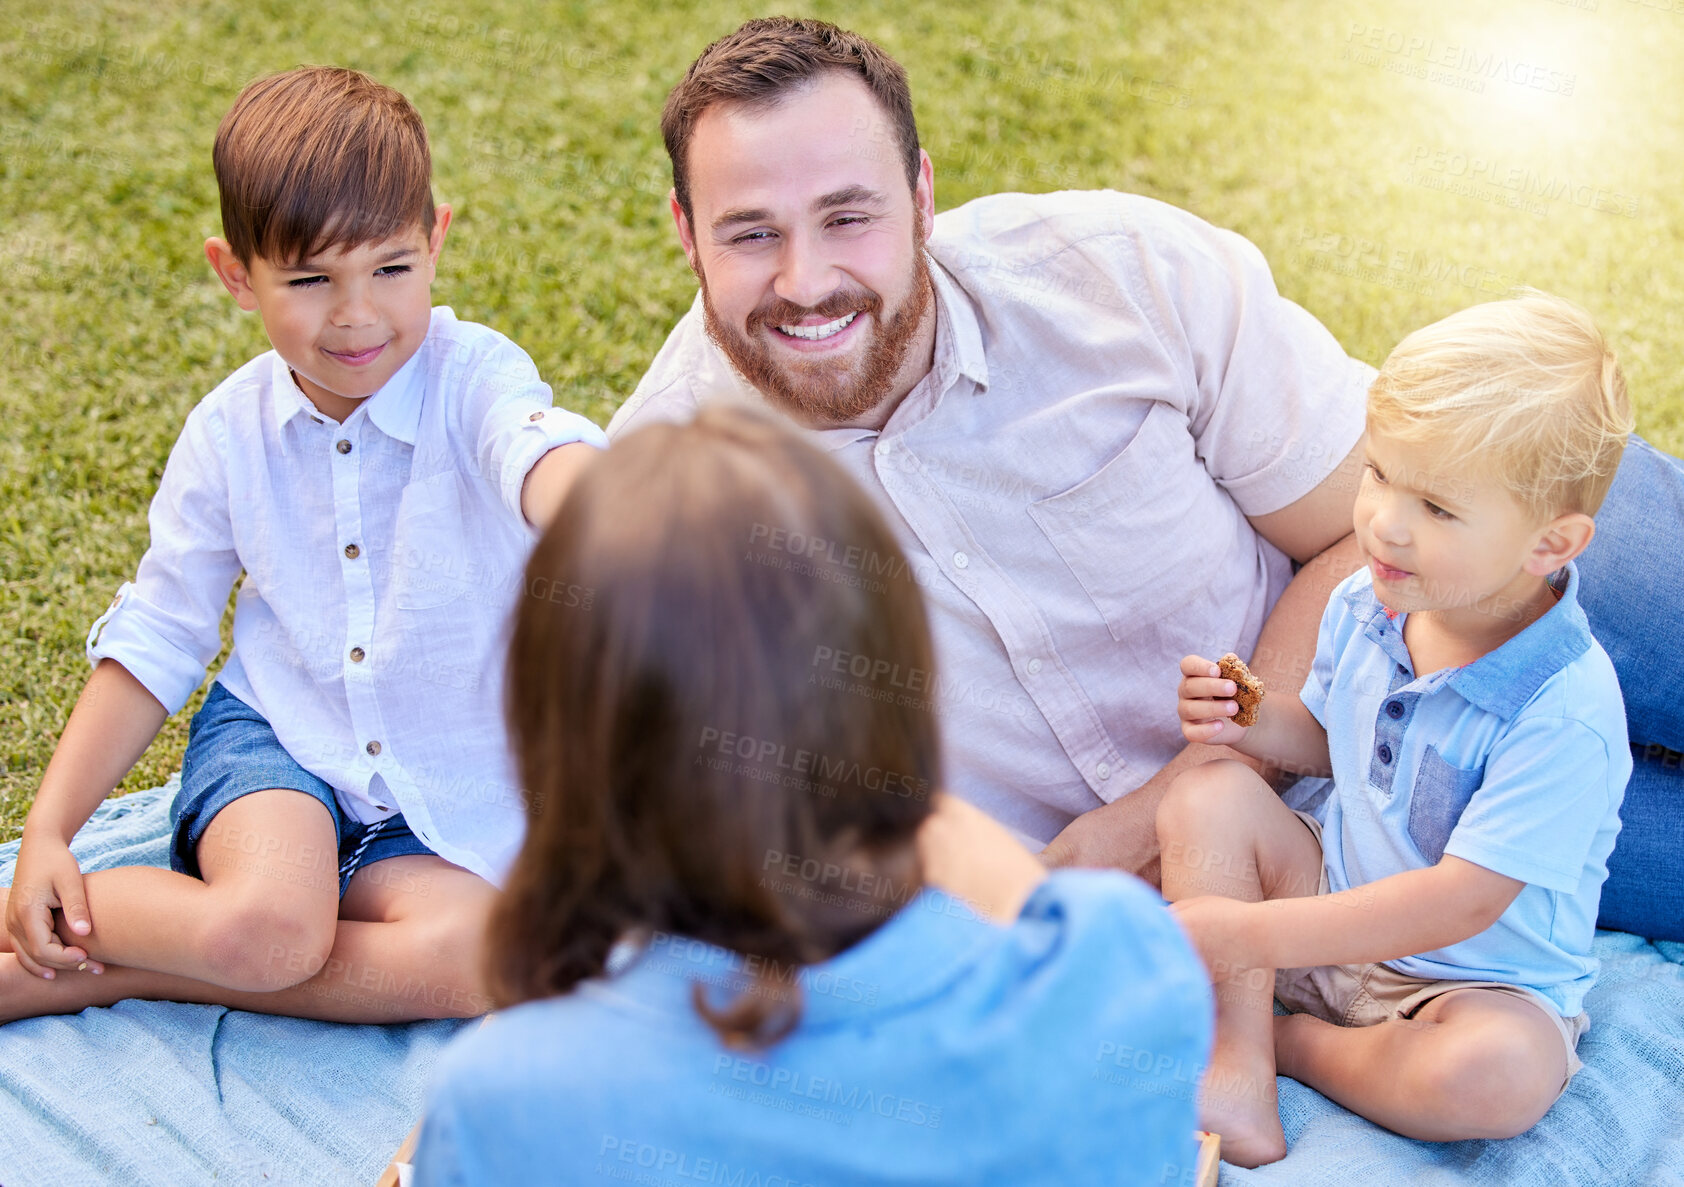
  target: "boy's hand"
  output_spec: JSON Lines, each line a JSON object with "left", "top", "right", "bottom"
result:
{"left": 1169, "top": 894, "right": 1265, "bottom": 978}
{"left": 6, "top": 834, "right": 101, "bottom": 978}
{"left": 1178, "top": 654, "right": 1251, "bottom": 747}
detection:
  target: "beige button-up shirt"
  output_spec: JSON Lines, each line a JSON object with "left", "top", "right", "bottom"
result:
{"left": 609, "top": 191, "right": 1370, "bottom": 844}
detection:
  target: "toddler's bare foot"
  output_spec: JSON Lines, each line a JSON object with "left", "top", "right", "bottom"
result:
{"left": 1198, "top": 1049, "right": 1286, "bottom": 1167}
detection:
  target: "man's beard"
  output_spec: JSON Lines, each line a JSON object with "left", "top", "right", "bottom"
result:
{"left": 698, "top": 245, "right": 934, "bottom": 428}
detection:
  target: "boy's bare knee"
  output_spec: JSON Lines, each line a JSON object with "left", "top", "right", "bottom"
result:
{"left": 198, "top": 895, "right": 338, "bottom": 992}
{"left": 1158, "top": 759, "right": 1256, "bottom": 837}
{"left": 1413, "top": 1020, "right": 1559, "bottom": 1139}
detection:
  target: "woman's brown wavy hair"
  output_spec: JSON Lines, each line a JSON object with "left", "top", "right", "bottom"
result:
{"left": 489, "top": 404, "right": 941, "bottom": 1046}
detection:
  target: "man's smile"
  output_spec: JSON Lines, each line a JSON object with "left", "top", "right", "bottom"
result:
{"left": 774, "top": 311, "right": 859, "bottom": 341}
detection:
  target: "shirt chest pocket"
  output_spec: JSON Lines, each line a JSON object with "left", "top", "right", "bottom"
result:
{"left": 390, "top": 473, "right": 469, "bottom": 610}
{"left": 1407, "top": 746, "right": 1484, "bottom": 863}
{"left": 1026, "top": 402, "right": 1217, "bottom": 640}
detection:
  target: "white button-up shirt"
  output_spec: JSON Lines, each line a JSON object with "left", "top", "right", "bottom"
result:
{"left": 87, "top": 308, "right": 608, "bottom": 882}
{"left": 609, "top": 192, "right": 1370, "bottom": 844}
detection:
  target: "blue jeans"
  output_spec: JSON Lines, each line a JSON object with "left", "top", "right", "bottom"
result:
{"left": 1577, "top": 435, "right": 1684, "bottom": 939}
{"left": 1599, "top": 745, "right": 1684, "bottom": 938}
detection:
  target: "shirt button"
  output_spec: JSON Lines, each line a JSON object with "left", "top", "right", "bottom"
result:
{"left": 349, "top": 647, "right": 366, "bottom": 663}
{"left": 344, "top": 543, "right": 361, "bottom": 559}
{"left": 875, "top": 439, "right": 892, "bottom": 456}
{"left": 336, "top": 439, "right": 353, "bottom": 455}
{"left": 528, "top": 411, "right": 545, "bottom": 422}
{"left": 365, "top": 740, "right": 382, "bottom": 757}
{"left": 1027, "top": 658, "right": 1043, "bottom": 675}
{"left": 1386, "top": 701, "right": 1404, "bottom": 719}
{"left": 1377, "top": 743, "right": 1393, "bottom": 764}
{"left": 953, "top": 551, "right": 970, "bottom": 570}
{"left": 1096, "top": 762, "right": 1112, "bottom": 780}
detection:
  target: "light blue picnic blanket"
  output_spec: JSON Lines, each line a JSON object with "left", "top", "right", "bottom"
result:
{"left": 3, "top": 782, "right": 1681, "bottom": 1185}
{"left": 0, "top": 779, "right": 470, "bottom": 1186}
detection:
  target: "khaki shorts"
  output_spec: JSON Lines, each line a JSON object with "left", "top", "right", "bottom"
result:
{"left": 1275, "top": 810, "right": 1588, "bottom": 1096}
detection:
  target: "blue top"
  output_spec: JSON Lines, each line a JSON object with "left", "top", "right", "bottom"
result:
{"left": 413, "top": 871, "right": 1211, "bottom": 1186}
{"left": 1301, "top": 562, "right": 1631, "bottom": 1015}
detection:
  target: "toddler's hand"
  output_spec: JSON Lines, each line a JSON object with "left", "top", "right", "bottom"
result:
{"left": 5, "top": 833, "right": 100, "bottom": 979}
{"left": 1177, "top": 654, "right": 1250, "bottom": 746}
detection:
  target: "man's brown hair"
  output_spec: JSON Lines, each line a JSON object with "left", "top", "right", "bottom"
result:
{"left": 491, "top": 404, "right": 941, "bottom": 1047}
{"left": 213, "top": 66, "right": 435, "bottom": 265}
{"left": 661, "top": 17, "right": 921, "bottom": 221}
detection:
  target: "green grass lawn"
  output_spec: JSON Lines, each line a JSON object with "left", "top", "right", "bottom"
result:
{"left": 3, "top": 0, "right": 1682, "bottom": 839}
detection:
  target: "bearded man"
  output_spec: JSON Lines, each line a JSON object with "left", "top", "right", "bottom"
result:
{"left": 607, "top": 18, "right": 1683, "bottom": 942}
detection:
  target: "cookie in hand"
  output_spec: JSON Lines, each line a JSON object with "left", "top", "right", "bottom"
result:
{"left": 1217, "top": 653, "right": 1264, "bottom": 728}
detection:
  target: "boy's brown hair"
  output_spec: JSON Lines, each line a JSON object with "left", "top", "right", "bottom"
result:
{"left": 213, "top": 65, "right": 435, "bottom": 265}
{"left": 661, "top": 17, "right": 920, "bottom": 222}
{"left": 491, "top": 404, "right": 940, "bottom": 1047}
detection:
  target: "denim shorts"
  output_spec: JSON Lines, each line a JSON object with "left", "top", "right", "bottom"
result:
{"left": 173, "top": 682, "right": 434, "bottom": 896}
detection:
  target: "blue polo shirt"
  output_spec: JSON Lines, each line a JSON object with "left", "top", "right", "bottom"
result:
{"left": 413, "top": 872, "right": 1211, "bottom": 1186}
{"left": 1301, "top": 562, "right": 1630, "bottom": 1016}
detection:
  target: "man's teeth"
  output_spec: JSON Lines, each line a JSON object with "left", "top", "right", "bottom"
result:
{"left": 777, "top": 312, "right": 858, "bottom": 341}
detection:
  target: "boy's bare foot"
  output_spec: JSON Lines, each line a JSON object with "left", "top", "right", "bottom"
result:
{"left": 1198, "top": 1048, "right": 1286, "bottom": 1167}
{"left": 0, "top": 953, "right": 42, "bottom": 1025}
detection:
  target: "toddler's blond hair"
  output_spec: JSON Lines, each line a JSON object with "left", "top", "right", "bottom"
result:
{"left": 1367, "top": 292, "right": 1632, "bottom": 520}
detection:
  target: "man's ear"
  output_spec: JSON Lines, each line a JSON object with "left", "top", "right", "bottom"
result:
{"left": 914, "top": 149, "right": 935, "bottom": 242}
{"left": 1524, "top": 511, "right": 1596, "bottom": 575}
{"left": 205, "top": 238, "right": 260, "bottom": 311}
{"left": 671, "top": 190, "right": 699, "bottom": 274}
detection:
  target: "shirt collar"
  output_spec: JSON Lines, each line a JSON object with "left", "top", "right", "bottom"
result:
{"left": 267, "top": 353, "right": 318, "bottom": 444}
{"left": 1342, "top": 562, "right": 1593, "bottom": 719}
{"left": 928, "top": 253, "right": 989, "bottom": 393}
{"left": 586, "top": 888, "right": 1000, "bottom": 1028}
{"left": 362, "top": 344, "right": 426, "bottom": 445}
{"left": 265, "top": 340, "right": 427, "bottom": 448}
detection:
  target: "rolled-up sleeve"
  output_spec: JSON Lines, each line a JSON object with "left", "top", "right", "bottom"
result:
{"left": 86, "top": 405, "right": 241, "bottom": 714}
{"left": 455, "top": 338, "right": 609, "bottom": 522}
{"left": 1131, "top": 199, "right": 1371, "bottom": 517}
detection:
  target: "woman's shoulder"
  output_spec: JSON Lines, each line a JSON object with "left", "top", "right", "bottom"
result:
{"left": 999, "top": 868, "right": 1210, "bottom": 999}
{"left": 873, "top": 871, "right": 1211, "bottom": 1063}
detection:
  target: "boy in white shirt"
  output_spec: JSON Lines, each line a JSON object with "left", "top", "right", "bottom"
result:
{"left": 1158, "top": 293, "right": 1633, "bottom": 1165}
{"left": 1, "top": 66, "right": 605, "bottom": 1023}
